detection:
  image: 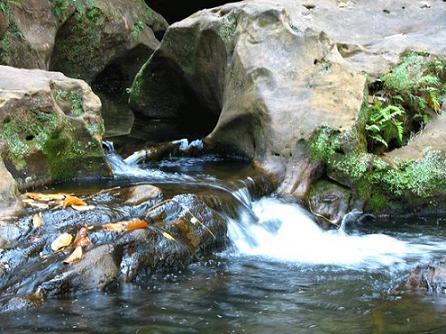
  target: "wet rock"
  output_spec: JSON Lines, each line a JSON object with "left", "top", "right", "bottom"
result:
{"left": 407, "top": 263, "right": 446, "bottom": 293}
{"left": 0, "top": 294, "right": 43, "bottom": 313}
{"left": 38, "top": 244, "right": 118, "bottom": 296}
{"left": 0, "top": 190, "right": 227, "bottom": 310}
{"left": 308, "top": 180, "right": 351, "bottom": 226}
{"left": 0, "top": 66, "right": 111, "bottom": 189}
{"left": 121, "top": 184, "right": 163, "bottom": 206}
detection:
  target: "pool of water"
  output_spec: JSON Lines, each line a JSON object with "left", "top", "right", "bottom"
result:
{"left": 3, "top": 153, "right": 446, "bottom": 333}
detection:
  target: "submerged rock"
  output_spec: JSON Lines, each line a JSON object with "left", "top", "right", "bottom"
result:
{"left": 407, "top": 263, "right": 446, "bottom": 294}
{"left": 0, "top": 66, "right": 111, "bottom": 191}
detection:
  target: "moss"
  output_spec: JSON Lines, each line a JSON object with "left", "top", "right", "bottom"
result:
{"left": 55, "top": 89, "right": 84, "bottom": 116}
{"left": 219, "top": 14, "right": 237, "bottom": 44}
{"left": 309, "top": 126, "right": 340, "bottom": 162}
{"left": 131, "top": 20, "right": 145, "bottom": 41}
{"left": 0, "top": 0, "right": 25, "bottom": 65}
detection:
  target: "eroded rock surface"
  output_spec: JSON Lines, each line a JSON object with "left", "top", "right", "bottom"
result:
{"left": 130, "top": 0, "right": 446, "bottom": 217}
{"left": 0, "top": 66, "right": 110, "bottom": 190}
{"left": 0, "top": 0, "right": 168, "bottom": 83}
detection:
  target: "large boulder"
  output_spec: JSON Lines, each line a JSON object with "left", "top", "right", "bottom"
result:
{"left": 0, "top": 0, "right": 168, "bottom": 83}
{"left": 50, "top": 0, "right": 168, "bottom": 82}
{"left": 0, "top": 66, "right": 111, "bottom": 189}
{"left": 130, "top": 0, "right": 446, "bottom": 216}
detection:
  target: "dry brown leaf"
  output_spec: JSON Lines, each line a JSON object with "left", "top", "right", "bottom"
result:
{"left": 103, "top": 222, "right": 127, "bottom": 233}
{"left": 63, "top": 195, "right": 87, "bottom": 208}
{"left": 103, "top": 219, "right": 148, "bottom": 233}
{"left": 126, "top": 219, "right": 148, "bottom": 231}
{"left": 32, "top": 213, "right": 44, "bottom": 229}
{"left": 71, "top": 205, "right": 95, "bottom": 211}
{"left": 51, "top": 233, "right": 73, "bottom": 252}
{"left": 26, "top": 192, "right": 66, "bottom": 202}
{"left": 63, "top": 246, "right": 83, "bottom": 264}
{"left": 162, "top": 232, "right": 176, "bottom": 241}
{"left": 23, "top": 199, "right": 49, "bottom": 210}
{"left": 73, "top": 227, "right": 92, "bottom": 248}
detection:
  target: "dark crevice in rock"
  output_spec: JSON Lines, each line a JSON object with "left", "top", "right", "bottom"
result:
{"left": 146, "top": 0, "right": 239, "bottom": 23}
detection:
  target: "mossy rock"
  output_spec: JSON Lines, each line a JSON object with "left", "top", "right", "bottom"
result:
{"left": 49, "top": 0, "right": 168, "bottom": 82}
{"left": 0, "top": 66, "right": 110, "bottom": 188}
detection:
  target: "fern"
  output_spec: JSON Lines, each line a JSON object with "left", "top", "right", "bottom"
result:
{"left": 366, "top": 102, "right": 405, "bottom": 149}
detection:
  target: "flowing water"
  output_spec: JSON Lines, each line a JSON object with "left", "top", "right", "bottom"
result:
{"left": 3, "top": 144, "right": 446, "bottom": 333}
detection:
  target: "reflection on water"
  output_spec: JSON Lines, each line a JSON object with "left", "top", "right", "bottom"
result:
{"left": 3, "top": 250, "right": 446, "bottom": 333}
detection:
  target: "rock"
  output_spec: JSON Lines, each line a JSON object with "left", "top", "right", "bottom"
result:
{"left": 121, "top": 184, "right": 163, "bottom": 206}
{"left": 0, "top": 0, "right": 168, "bottom": 84}
{"left": 0, "top": 189, "right": 227, "bottom": 309}
{"left": 38, "top": 245, "right": 118, "bottom": 295}
{"left": 129, "top": 0, "right": 367, "bottom": 200}
{"left": 407, "top": 263, "right": 446, "bottom": 293}
{"left": 0, "top": 0, "right": 56, "bottom": 69}
{"left": 130, "top": 0, "right": 446, "bottom": 215}
{"left": 50, "top": 0, "right": 168, "bottom": 82}
{"left": 0, "top": 66, "right": 111, "bottom": 188}
{"left": 0, "top": 159, "right": 20, "bottom": 214}
{"left": 308, "top": 180, "right": 351, "bottom": 226}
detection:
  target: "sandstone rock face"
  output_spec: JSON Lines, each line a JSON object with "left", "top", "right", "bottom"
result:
{"left": 50, "top": 0, "right": 168, "bottom": 82}
{"left": 0, "top": 0, "right": 168, "bottom": 82}
{"left": 0, "top": 66, "right": 110, "bottom": 189}
{"left": 130, "top": 0, "right": 446, "bottom": 215}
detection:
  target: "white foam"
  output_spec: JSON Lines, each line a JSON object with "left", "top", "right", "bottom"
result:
{"left": 227, "top": 197, "right": 443, "bottom": 269}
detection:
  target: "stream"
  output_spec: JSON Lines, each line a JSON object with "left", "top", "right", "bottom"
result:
{"left": 2, "top": 141, "right": 446, "bottom": 333}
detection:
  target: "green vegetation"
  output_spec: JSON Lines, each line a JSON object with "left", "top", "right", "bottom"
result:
{"left": 310, "top": 126, "right": 340, "bottom": 162}
{"left": 364, "top": 52, "right": 446, "bottom": 152}
{"left": 219, "top": 14, "right": 237, "bottom": 44}
{"left": 0, "top": 0, "right": 25, "bottom": 64}
{"left": 365, "top": 102, "right": 405, "bottom": 149}
{"left": 131, "top": 20, "right": 145, "bottom": 41}
{"left": 55, "top": 89, "right": 84, "bottom": 116}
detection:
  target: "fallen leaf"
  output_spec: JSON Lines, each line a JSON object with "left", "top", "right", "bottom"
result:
{"left": 32, "top": 213, "right": 44, "bottom": 228}
{"left": 103, "top": 222, "right": 127, "bottom": 233}
{"left": 126, "top": 219, "right": 148, "bottom": 231}
{"left": 162, "top": 232, "right": 176, "bottom": 241}
{"left": 63, "top": 246, "right": 83, "bottom": 264}
{"left": 51, "top": 233, "right": 73, "bottom": 252}
{"left": 71, "top": 205, "right": 95, "bottom": 211}
{"left": 73, "top": 227, "right": 92, "bottom": 248}
{"left": 25, "top": 192, "right": 66, "bottom": 202}
{"left": 63, "top": 195, "right": 87, "bottom": 208}
{"left": 22, "top": 199, "right": 49, "bottom": 210}
{"left": 103, "top": 219, "right": 148, "bottom": 233}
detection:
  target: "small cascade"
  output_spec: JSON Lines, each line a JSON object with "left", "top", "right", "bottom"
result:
{"left": 226, "top": 197, "right": 445, "bottom": 269}
{"left": 103, "top": 140, "right": 195, "bottom": 181}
